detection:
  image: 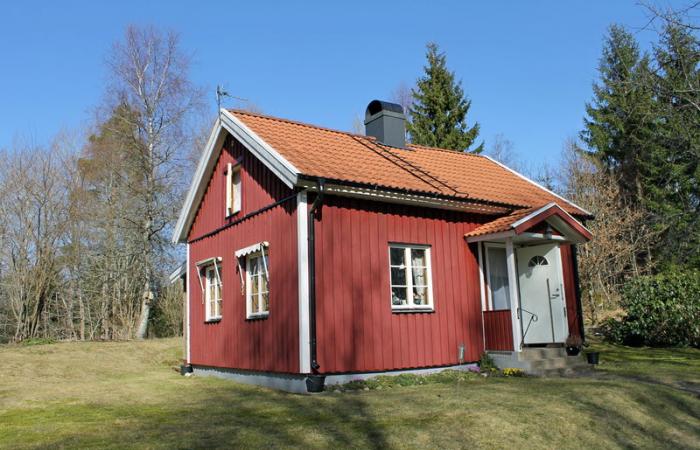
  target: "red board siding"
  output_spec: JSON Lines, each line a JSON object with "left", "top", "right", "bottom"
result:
{"left": 188, "top": 135, "right": 299, "bottom": 373}
{"left": 560, "top": 244, "right": 582, "bottom": 338}
{"left": 483, "top": 310, "right": 514, "bottom": 351}
{"left": 314, "top": 196, "right": 486, "bottom": 374}
{"left": 188, "top": 136, "right": 291, "bottom": 241}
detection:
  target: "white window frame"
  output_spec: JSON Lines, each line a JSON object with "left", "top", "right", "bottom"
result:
{"left": 245, "top": 251, "right": 270, "bottom": 319}
{"left": 388, "top": 243, "right": 434, "bottom": 312}
{"left": 484, "top": 242, "right": 510, "bottom": 311}
{"left": 225, "top": 162, "right": 242, "bottom": 217}
{"left": 204, "top": 265, "right": 222, "bottom": 321}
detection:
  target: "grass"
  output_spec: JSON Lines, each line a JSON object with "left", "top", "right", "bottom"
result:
{"left": 0, "top": 339, "right": 698, "bottom": 449}
{"left": 588, "top": 340, "right": 700, "bottom": 389}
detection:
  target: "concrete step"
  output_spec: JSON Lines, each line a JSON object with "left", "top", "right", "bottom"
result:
{"left": 489, "top": 351, "right": 589, "bottom": 375}
{"left": 518, "top": 347, "right": 567, "bottom": 360}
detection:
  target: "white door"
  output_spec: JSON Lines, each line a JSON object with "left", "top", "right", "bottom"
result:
{"left": 516, "top": 244, "right": 568, "bottom": 344}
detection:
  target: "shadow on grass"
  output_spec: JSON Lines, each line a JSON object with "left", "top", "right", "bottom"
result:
{"left": 38, "top": 381, "right": 390, "bottom": 449}
{"left": 564, "top": 379, "right": 700, "bottom": 449}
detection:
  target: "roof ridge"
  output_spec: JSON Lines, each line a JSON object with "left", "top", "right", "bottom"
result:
{"left": 229, "top": 109, "right": 372, "bottom": 139}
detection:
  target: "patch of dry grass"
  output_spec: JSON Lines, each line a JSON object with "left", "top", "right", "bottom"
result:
{"left": 0, "top": 339, "right": 698, "bottom": 449}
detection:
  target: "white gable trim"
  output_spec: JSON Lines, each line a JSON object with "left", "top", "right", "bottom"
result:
{"left": 219, "top": 109, "right": 299, "bottom": 188}
{"left": 482, "top": 155, "right": 593, "bottom": 217}
{"left": 171, "top": 109, "right": 301, "bottom": 243}
{"left": 510, "top": 202, "right": 558, "bottom": 229}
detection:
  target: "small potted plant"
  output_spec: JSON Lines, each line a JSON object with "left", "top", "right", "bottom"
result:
{"left": 565, "top": 334, "right": 583, "bottom": 356}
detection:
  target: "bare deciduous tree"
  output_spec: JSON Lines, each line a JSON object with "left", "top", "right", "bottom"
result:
{"left": 105, "top": 25, "right": 204, "bottom": 338}
{"left": 560, "top": 139, "right": 657, "bottom": 323}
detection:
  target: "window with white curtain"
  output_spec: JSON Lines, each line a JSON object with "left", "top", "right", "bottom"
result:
{"left": 389, "top": 244, "right": 433, "bottom": 311}
{"left": 246, "top": 252, "right": 269, "bottom": 318}
{"left": 486, "top": 246, "right": 510, "bottom": 310}
{"left": 205, "top": 265, "right": 222, "bottom": 320}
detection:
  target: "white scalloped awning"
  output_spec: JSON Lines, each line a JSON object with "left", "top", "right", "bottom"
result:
{"left": 235, "top": 241, "right": 269, "bottom": 258}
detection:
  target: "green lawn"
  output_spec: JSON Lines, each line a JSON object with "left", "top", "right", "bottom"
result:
{"left": 0, "top": 339, "right": 698, "bottom": 449}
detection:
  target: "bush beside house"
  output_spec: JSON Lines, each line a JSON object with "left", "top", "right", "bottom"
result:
{"left": 603, "top": 270, "right": 700, "bottom": 347}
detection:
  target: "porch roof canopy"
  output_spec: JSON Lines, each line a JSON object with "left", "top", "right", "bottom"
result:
{"left": 465, "top": 202, "right": 592, "bottom": 244}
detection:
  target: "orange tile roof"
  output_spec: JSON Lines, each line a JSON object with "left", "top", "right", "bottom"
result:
{"left": 230, "top": 110, "right": 589, "bottom": 216}
{"left": 464, "top": 206, "right": 541, "bottom": 237}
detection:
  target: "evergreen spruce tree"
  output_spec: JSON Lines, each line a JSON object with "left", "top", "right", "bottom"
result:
{"left": 408, "top": 43, "right": 483, "bottom": 153}
{"left": 581, "top": 25, "right": 659, "bottom": 205}
{"left": 653, "top": 23, "right": 700, "bottom": 268}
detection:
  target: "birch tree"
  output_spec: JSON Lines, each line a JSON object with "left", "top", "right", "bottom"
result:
{"left": 104, "top": 26, "right": 203, "bottom": 338}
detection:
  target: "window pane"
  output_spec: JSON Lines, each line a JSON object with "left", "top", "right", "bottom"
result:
{"left": 487, "top": 248, "right": 510, "bottom": 309}
{"left": 390, "top": 247, "right": 405, "bottom": 266}
{"left": 413, "top": 287, "right": 428, "bottom": 305}
{"left": 260, "top": 273, "right": 268, "bottom": 294}
{"left": 252, "top": 291, "right": 259, "bottom": 313}
{"left": 391, "top": 287, "right": 407, "bottom": 305}
{"left": 251, "top": 274, "right": 259, "bottom": 296}
{"left": 412, "top": 266, "right": 428, "bottom": 287}
{"left": 390, "top": 267, "right": 406, "bottom": 286}
{"left": 261, "top": 292, "right": 269, "bottom": 312}
{"left": 411, "top": 249, "right": 426, "bottom": 267}
{"left": 249, "top": 257, "right": 259, "bottom": 276}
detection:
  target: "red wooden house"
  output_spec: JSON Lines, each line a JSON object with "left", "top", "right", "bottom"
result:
{"left": 172, "top": 100, "right": 592, "bottom": 392}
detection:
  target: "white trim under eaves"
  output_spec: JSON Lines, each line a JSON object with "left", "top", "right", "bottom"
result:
{"left": 219, "top": 109, "right": 299, "bottom": 189}
{"left": 482, "top": 155, "right": 593, "bottom": 217}
{"left": 466, "top": 230, "right": 516, "bottom": 243}
{"left": 296, "top": 180, "right": 508, "bottom": 215}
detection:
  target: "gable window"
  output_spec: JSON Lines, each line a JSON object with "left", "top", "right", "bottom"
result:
{"left": 226, "top": 162, "right": 241, "bottom": 216}
{"left": 196, "top": 257, "right": 223, "bottom": 322}
{"left": 235, "top": 242, "right": 270, "bottom": 319}
{"left": 389, "top": 244, "right": 433, "bottom": 311}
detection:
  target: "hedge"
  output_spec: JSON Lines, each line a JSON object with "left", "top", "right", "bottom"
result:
{"left": 602, "top": 270, "right": 700, "bottom": 347}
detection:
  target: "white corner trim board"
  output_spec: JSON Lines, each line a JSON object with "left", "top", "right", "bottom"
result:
{"left": 186, "top": 244, "right": 191, "bottom": 364}
{"left": 171, "top": 109, "right": 301, "bottom": 244}
{"left": 296, "top": 191, "right": 311, "bottom": 374}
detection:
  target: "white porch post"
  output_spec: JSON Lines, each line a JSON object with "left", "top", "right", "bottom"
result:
{"left": 505, "top": 238, "right": 522, "bottom": 352}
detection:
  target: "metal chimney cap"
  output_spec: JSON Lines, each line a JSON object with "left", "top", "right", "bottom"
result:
{"left": 365, "top": 100, "right": 404, "bottom": 122}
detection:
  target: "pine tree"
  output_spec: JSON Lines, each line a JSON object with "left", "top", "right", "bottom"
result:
{"left": 652, "top": 23, "right": 700, "bottom": 268}
{"left": 581, "top": 25, "right": 660, "bottom": 205}
{"left": 408, "top": 43, "right": 483, "bottom": 153}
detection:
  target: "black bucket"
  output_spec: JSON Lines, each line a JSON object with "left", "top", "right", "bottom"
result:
{"left": 586, "top": 352, "right": 600, "bottom": 365}
{"left": 306, "top": 375, "right": 326, "bottom": 393}
{"left": 180, "top": 364, "right": 193, "bottom": 375}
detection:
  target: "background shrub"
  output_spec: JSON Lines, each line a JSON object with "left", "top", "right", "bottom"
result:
{"left": 603, "top": 270, "right": 700, "bottom": 347}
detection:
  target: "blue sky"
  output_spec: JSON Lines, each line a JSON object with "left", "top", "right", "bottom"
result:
{"left": 0, "top": 1, "right": 674, "bottom": 166}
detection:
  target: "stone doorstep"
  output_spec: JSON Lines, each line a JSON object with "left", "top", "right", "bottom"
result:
{"left": 488, "top": 349, "right": 591, "bottom": 376}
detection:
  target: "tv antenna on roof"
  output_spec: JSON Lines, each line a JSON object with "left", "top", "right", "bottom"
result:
{"left": 216, "top": 85, "right": 248, "bottom": 115}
